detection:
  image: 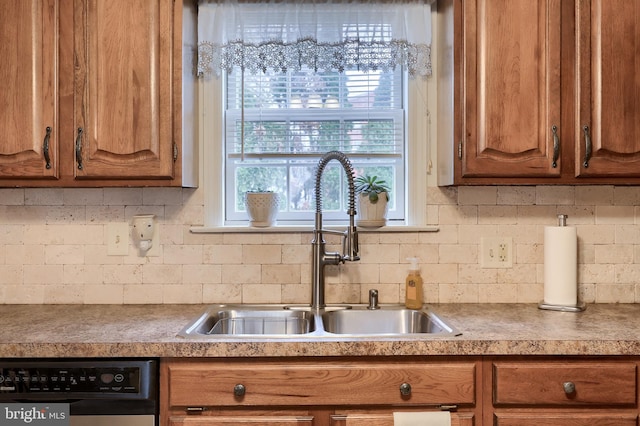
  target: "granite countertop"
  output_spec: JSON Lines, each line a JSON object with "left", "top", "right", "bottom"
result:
{"left": 1, "top": 303, "right": 639, "bottom": 358}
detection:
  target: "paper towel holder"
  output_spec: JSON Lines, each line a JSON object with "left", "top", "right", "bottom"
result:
{"left": 538, "top": 214, "right": 586, "bottom": 312}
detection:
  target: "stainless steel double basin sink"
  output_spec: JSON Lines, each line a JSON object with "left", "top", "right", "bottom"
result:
{"left": 179, "top": 304, "right": 460, "bottom": 339}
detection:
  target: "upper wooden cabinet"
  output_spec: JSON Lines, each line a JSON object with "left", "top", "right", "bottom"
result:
{"left": 449, "top": 0, "right": 640, "bottom": 184}
{"left": 0, "top": 0, "right": 197, "bottom": 187}
{"left": 459, "top": 0, "right": 562, "bottom": 179}
{"left": 575, "top": 0, "right": 640, "bottom": 178}
{"left": 0, "top": 0, "right": 58, "bottom": 179}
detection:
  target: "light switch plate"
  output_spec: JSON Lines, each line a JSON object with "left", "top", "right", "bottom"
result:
{"left": 107, "top": 222, "right": 129, "bottom": 256}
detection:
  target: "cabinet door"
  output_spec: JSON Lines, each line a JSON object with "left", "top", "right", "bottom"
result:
{"left": 459, "top": 0, "right": 562, "bottom": 178}
{"left": 576, "top": 0, "right": 640, "bottom": 177}
{"left": 0, "top": 0, "right": 58, "bottom": 179}
{"left": 494, "top": 413, "right": 638, "bottom": 426}
{"left": 73, "top": 0, "right": 175, "bottom": 180}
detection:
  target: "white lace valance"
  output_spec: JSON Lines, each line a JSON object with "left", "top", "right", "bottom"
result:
{"left": 197, "top": 0, "right": 435, "bottom": 77}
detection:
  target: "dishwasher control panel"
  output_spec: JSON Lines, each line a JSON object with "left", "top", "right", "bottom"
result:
{"left": 0, "top": 360, "right": 155, "bottom": 396}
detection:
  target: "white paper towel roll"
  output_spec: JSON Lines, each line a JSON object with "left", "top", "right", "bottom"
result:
{"left": 543, "top": 225, "right": 577, "bottom": 306}
{"left": 393, "top": 411, "right": 451, "bottom": 426}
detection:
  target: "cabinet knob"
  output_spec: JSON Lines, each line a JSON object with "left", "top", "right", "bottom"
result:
{"left": 233, "top": 383, "right": 246, "bottom": 397}
{"left": 399, "top": 382, "right": 412, "bottom": 396}
{"left": 563, "top": 381, "right": 576, "bottom": 395}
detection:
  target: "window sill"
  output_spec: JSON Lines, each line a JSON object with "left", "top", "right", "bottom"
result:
{"left": 190, "top": 224, "right": 439, "bottom": 234}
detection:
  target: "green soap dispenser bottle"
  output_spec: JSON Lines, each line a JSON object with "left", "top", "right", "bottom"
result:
{"left": 405, "top": 257, "right": 423, "bottom": 309}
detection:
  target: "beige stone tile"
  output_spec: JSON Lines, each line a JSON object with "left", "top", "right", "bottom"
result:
{"left": 438, "top": 205, "right": 478, "bottom": 225}
{"left": 596, "top": 283, "right": 634, "bottom": 303}
{"left": 580, "top": 263, "right": 615, "bottom": 284}
{"left": 497, "top": 264, "right": 537, "bottom": 284}
{"left": 162, "top": 284, "right": 203, "bottom": 303}
{"left": 25, "top": 188, "right": 64, "bottom": 206}
{"left": 325, "top": 283, "right": 361, "bottom": 304}
{"left": 160, "top": 224, "right": 185, "bottom": 245}
{"left": 478, "top": 205, "right": 518, "bottom": 225}
{"left": 516, "top": 283, "right": 542, "bottom": 303}
{"left": 262, "top": 264, "right": 301, "bottom": 284}
{"left": 203, "top": 283, "right": 242, "bottom": 304}
{"left": 497, "top": 186, "right": 536, "bottom": 205}
{"left": 614, "top": 264, "right": 640, "bottom": 284}
{"left": 46, "top": 206, "right": 87, "bottom": 224}
{"left": 243, "top": 244, "right": 282, "bottom": 264}
{"left": 555, "top": 206, "right": 594, "bottom": 225}
{"left": 478, "top": 283, "right": 518, "bottom": 303}
{"left": 281, "top": 282, "right": 310, "bottom": 304}
{"left": 0, "top": 225, "right": 23, "bottom": 244}
{"left": 87, "top": 206, "right": 125, "bottom": 222}
{"left": 0, "top": 206, "right": 47, "bottom": 224}
{"left": 536, "top": 186, "right": 575, "bottom": 205}
{"left": 124, "top": 284, "right": 164, "bottom": 304}
{"left": 427, "top": 186, "right": 458, "bottom": 205}
{"left": 439, "top": 244, "right": 477, "bottom": 264}
{"left": 358, "top": 243, "right": 399, "bottom": 264}
{"left": 458, "top": 224, "right": 499, "bottom": 244}
{"left": 64, "top": 265, "right": 103, "bottom": 284}
{"left": 361, "top": 283, "right": 400, "bottom": 304}
{"left": 0, "top": 265, "right": 22, "bottom": 284}
{"left": 142, "top": 264, "right": 182, "bottom": 284}
{"left": 575, "top": 185, "right": 614, "bottom": 205}
{"left": 340, "top": 262, "right": 380, "bottom": 284}
{"left": 183, "top": 264, "right": 222, "bottom": 284}
{"left": 164, "top": 244, "right": 203, "bottom": 264}
{"left": 419, "top": 224, "right": 458, "bottom": 244}
{"left": 4, "top": 285, "right": 44, "bottom": 304}
{"left": 242, "top": 284, "right": 282, "bottom": 303}
{"left": 0, "top": 188, "right": 25, "bottom": 206}
{"left": 594, "top": 244, "right": 633, "bottom": 264}
{"left": 614, "top": 186, "right": 640, "bottom": 205}
{"left": 595, "top": 206, "right": 634, "bottom": 224}
{"left": 282, "top": 244, "right": 310, "bottom": 264}
{"left": 24, "top": 265, "right": 63, "bottom": 284}
{"left": 517, "top": 205, "right": 560, "bottom": 224}
{"left": 44, "top": 284, "right": 83, "bottom": 304}
{"left": 426, "top": 204, "right": 439, "bottom": 225}
{"left": 63, "top": 188, "right": 104, "bottom": 205}
{"left": 84, "top": 284, "right": 125, "bottom": 304}
{"left": 103, "top": 264, "right": 143, "bottom": 284}
{"left": 104, "top": 188, "right": 143, "bottom": 205}
{"left": 6, "top": 245, "right": 45, "bottom": 265}
{"left": 204, "top": 244, "right": 243, "bottom": 264}
{"left": 422, "top": 263, "right": 458, "bottom": 284}
{"left": 458, "top": 186, "right": 497, "bottom": 205}
{"left": 45, "top": 245, "right": 85, "bottom": 265}
{"left": 438, "top": 283, "right": 479, "bottom": 303}
{"left": 143, "top": 187, "right": 184, "bottom": 205}
{"left": 575, "top": 224, "right": 615, "bottom": 244}
{"left": 399, "top": 243, "right": 438, "bottom": 264}
{"left": 458, "top": 264, "right": 497, "bottom": 284}
{"left": 221, "top": 264, "right": 262, "bottom": 284}
{"left": 516, "top": 242, "right": 543, "bottom": 264}
{"left": 613, "top": 224, "right": 640, "bottom": 244}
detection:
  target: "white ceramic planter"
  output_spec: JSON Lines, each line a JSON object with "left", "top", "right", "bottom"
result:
{"left": 356, "top": 192, "right": 389, "bottom": 228}
{"left": 245, "top": 192, "right": 279, "bottom": 227}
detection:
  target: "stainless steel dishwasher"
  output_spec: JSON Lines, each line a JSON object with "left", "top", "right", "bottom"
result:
{"left": 0, "top": 359, "right": 157, "bottom": 426}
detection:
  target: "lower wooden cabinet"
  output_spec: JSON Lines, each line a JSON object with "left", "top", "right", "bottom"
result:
{"left": 161, "top": 357, "right": 480, "bottom": 426}
{"left": 485, "top": 356, "right": 639, "bottom": 426}
{"left": 161, "top": 356, "right": 640, "bottom": 426}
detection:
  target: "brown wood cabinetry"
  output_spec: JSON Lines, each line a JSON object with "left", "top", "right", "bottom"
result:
{"left": 0, "top": 0, "right": 195, "bottom": 187}
{"left": 452, "top": 0, "right": 640, "bottom": 184}
{"left": 485, "top": 357, "right": 639, "bottom": 425}
{"left": 161, "top": 358, "right": 480, "bottom": 426}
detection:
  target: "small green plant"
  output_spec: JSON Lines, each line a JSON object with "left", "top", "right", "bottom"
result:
{"left": 354, "top": 175, "right": 390, "bottom": 204}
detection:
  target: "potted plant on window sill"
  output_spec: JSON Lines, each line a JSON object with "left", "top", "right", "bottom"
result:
{"left": 245, "top": 190, "right": 280, "bottom": 227}
{"left": 354, "top": 175, "right": 390, "bottom": 228}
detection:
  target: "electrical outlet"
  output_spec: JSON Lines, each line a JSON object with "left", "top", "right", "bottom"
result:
{"left": 107, "top": 222, "right": 129, "bottom": 256}
{"left": 480, "top": 237, "right": 513, "bottom": 268}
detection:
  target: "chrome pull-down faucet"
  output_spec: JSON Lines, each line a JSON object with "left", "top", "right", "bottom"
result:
{"left": 311, "top": 151, "right": 360, "bottom": 310}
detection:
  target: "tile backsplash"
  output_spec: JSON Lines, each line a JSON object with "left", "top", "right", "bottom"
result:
{"left": 1, "top": 185, "right": 639, "bottom": 304}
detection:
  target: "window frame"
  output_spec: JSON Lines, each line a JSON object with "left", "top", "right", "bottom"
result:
{"left": 200, "top": 71, "right": 430, "bottom": 230}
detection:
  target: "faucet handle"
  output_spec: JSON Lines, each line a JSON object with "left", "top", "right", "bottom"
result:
{"left": 343, "top": 224, "right": 359, "bottom": 261}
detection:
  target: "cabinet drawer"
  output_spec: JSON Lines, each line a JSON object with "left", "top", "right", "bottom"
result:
{"left": 494, "top": 413, "right": 638, "bottom": 426}
{"left": 493, "top": 362, "right": 637, "bottom": 406}
{"left": 167, "top": 360, "right": 476, "bottom": 407}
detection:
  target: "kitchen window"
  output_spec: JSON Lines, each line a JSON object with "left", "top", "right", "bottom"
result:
{"left": 196, "top": 0, "right": 435, "bottom": 229}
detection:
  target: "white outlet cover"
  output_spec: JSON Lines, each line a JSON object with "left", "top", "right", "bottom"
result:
{"left": 480, "top": 237, "right": 513, "bottom": 268}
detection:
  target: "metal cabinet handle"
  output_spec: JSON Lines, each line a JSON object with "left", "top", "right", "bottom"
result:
{"left": 551, "top": 125, "right": 559, "bottom": 168}
{"left": 233, "top": 383, "right": 246, "bottom": 397}
{"left": 43, "top": 127, "right": 52, "bottom": 169}
{"left": 582, "top": 125, "right": 591, "bottom": 168}
{"left": 75, "top": 127, "right": 84, "bottom": 170}
{"left": 399, "top": 382, "right": 412, "bottom": 396}
{"left": 563, "top": 381, "right": 576, "bottom": 394}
